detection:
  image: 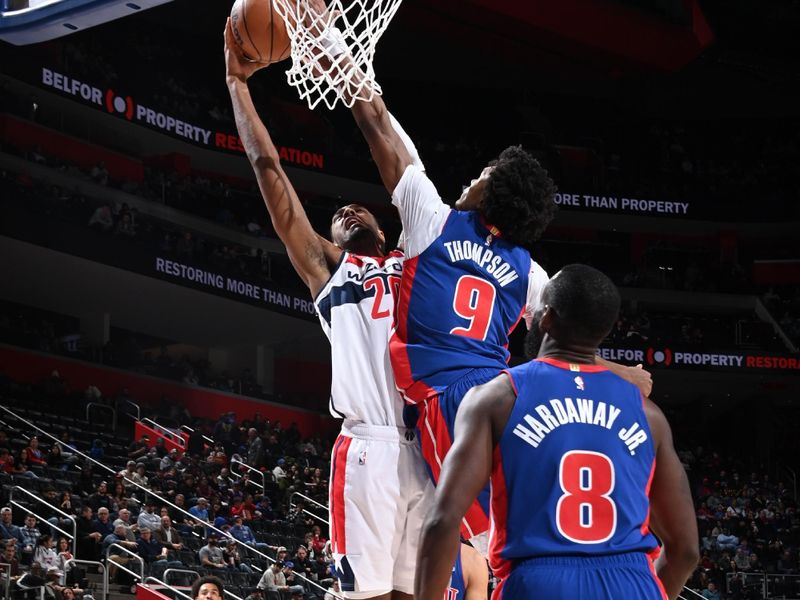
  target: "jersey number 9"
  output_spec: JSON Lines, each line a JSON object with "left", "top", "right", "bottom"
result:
{"left": 450, "top": 275, "right": 496, "bottom": 341}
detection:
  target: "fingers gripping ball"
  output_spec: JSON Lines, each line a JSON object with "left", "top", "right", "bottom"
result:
{"left": 230, "top": 0, "right": 291, "bottom": 64}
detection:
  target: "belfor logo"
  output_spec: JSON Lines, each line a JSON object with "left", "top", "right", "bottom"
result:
{"left": 105, "top": 88, "right": 134, "bottom": 120}
{"left": 646, "top": 348, "right": 673, "bottom": 367}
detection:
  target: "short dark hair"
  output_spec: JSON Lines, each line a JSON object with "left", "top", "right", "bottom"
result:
{"left": 482, "top": 145, "right": 557, "bottom": 248}
{"left": 191, "top": 575, "right": 224, "bottom": 600}
{"left": 546, "top": 264, "right": 621, "bottom": 346}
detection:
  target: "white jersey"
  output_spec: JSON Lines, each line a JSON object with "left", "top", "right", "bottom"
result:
{"left": 314, "top": 250, "right": 406, "bottom": 426}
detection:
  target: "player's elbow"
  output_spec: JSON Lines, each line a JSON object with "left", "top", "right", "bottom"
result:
{"left": 422, "top": 508, "right": 461, "bottom": 539}
{"left": 665, "top": 540, "right": 700, "bottom": 570}
{"left": 252, "top": 152, "right": 279, "bottom": 171}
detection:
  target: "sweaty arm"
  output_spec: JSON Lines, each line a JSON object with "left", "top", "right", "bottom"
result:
{"left": 645, "top": 399, "right": 699, "bottom": 599}
{"left": 224, "top": 22, "right": 337, "bottom": 298}
{"left": 415, "top": 374, "right": 516, "bottom": 600}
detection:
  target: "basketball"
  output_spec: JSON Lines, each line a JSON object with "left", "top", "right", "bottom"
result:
{"left": 230, "top": 0, "right": 291, "bottom": 64}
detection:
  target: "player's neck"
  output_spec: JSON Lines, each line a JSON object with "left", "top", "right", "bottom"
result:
{"left": 538, "top": 339, "right": 597, "bottom": 365}
{"left": 345, "top": 240, "right": 385, "bottom": 257}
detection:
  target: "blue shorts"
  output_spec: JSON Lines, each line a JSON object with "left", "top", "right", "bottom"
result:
{"left": 496, "top": 553, "right": 667, "bottom": 600}
{"left": 415, "top": 367, "right": 501, "bottom": 538}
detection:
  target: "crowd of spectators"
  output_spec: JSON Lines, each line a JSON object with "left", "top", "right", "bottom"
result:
{"left": 0, "top": 375, "right": 339, "bottom": 600}
{"left": 680, "top": 445, "right": 800, "bottom": 599}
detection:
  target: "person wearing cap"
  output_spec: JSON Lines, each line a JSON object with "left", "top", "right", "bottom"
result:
{"left": 256, "top": 561, "right": 287, "bottom": 594}
{"left": 45, "top": 565, "right": 85, "bottom": 600}
{"left": 0, "top": 507, "right": 20, "bottom": 550}
{"left": 282, "top": 562, "right": 305, "bottom": 596}
{"left": 137, "top": 500, "right": 161, "bottom": 531}
{"left": 199, "top": 535, "right": 227, "bottom": 570}
{"left": 223, "top": 539, "right": 252, "bottom": 574}
{"left": 229, "top": 516, "right": 270, "bottom": 553}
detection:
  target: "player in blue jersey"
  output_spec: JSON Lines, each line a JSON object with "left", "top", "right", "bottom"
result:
{"left": 441, "top": 543, "right": 487, "bottom": 600}
{"left": 347, "top": 73, "right": 652, "bottom": 547}
{"left": 415, "top": 265, "right": 698, "bottom": 600}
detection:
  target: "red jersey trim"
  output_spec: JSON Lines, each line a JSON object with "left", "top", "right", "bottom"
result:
{"left": 535, "top": 357, "right": 609, "bottom": 372}
{"left": 501, "top": 370, "right": 518, "bottom": 397}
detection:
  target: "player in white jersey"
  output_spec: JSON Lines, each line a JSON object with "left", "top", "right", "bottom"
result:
{"left": 224, "top": 22, "right": 431, "bottom": 600}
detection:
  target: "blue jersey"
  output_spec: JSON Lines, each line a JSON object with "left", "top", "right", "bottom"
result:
{"left": 489, "top": 358, "right": 659, "bottom": 580}
{"left": 444, "top": 546, "right": 466, "bottom": 600}
{"left": 389, "top": 165, "right": 548, "bottom": 404}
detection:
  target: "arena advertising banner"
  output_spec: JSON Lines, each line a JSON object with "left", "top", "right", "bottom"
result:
{"left": 598, "top": 345, "right": 800, "bottom": 374}
{"left": 554, "top": 192, "right": 691, "bottom": 217}
{"left": 153, "top": 256, "right": 316, "bottom": 319}
{"left": 38, "top": 67, "right": 325, "bottom": 170}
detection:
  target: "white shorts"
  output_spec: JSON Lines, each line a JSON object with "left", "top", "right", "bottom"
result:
{"left": 329, "top": 420, "right": 433, "bottom": 598}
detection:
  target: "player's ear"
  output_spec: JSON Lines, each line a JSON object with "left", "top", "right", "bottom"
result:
{"left": 539, "top": 305, "right": 554, "bottom": 333}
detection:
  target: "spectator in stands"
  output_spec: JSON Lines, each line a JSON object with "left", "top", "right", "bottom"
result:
{"left": 131, "top": 463, "right": 150, "bottom": 489}
{"left": 90, "top": 162, "right": 109, "bottom": 186}
{"left": 128, "top": 435, "right": 150, "bottom": 460}
{"left": 112, "top": 508, "right": 137, "bottom": 541}
{"left": 313, "top": 553, "right": 331, "bottom": 582}
{"left": 76, "top": 506, "right": 102, "bottom": 561}
{"left": 103, "top": 524, "right": 139, "bottom": 579}
{"left": 33, "top": 534, "right": 59, "bottom": 571}
{"left": 198, "top": 534, "right": 226, "bottom": 570}
{"left": 1, "top": 541, "right": 22, "bottom": 595}
{"left": 87, "top": 205, "right": 114, "bottom": 232}
{"left": 292, "top": 546, "right": 313, "bottom": 582}
{"left": 154, "top": 516, "right": 183, "bottom": 559}
{"left": 137, "top": 500, "right": 161, "bottom": 532}
{"left": 229, "top": 516, "right": 269, "bottom": 553}
{"left": 272, "top": 459, "right": 287, "bottom": 487}
{"left": 160, "top": 448, "right": 179, "bottom": 471}
{"left": 87, "top": 482, "right": 112, "bottom": 513}
{"left": 717, "top": 529, "right": 739, "bottom": 551}
{"left": 282, "top": 562, "right": 305, "bottom": 597}
{"left": 46, "top": 443, "right": 67, "bottom": 471}
{"left": 0, "top": 448, "right": 13, "bottom": 475}
{"left": 222, "top": 539, "right": 252, "bottom": 574}
{"left": 308, "top": 526, "right": 326, "bottom": 557}
{"left": 189, "top": 498, "right": 209, "bottom": 524}
{"left": 246, "top": 428, "right": 264, "bottom": 467}
{"left": 110, "top": 482, "right": 129, "bottom": 513}
{"left": 92, "top": 508, "right": 114, "bottom": 540}
{"left": 244, "top": 588, "right": 262, "bottom": 600}
{"left": 26, "top": 437, "right": 47, "bottom": 466}
{"left": 701, "top": 582, "right": 723, "bottom": 600}
{"left": 16, "top": 448, "right": 38, "bottom": 477}
{"left": 19, "top": 514, "right": 41, "bottom": 565}
{"left": 135, "top": 527, "right": 182, "bottom": 577}
{"left": 55, "top": 537, "right": 73, "bottom": 580}
{"left": 324, "top": 580, "right": 340, "bottom": 600}
{"left": 191, "top": 575, "right": 225, "bottom": 600}
{"left": 0, "top": 507, "right": 20, "bottom": 547}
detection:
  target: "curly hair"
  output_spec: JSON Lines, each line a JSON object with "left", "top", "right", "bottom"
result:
{"left": 481, "top": 145, "right": 557, "bottom": 248}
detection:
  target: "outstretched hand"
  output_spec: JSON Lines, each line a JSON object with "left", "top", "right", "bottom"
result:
{"left": 224, "top": 18, "right": 268, "bottom": 83}
{"left": 628, "top": 363, "right": 653, "bottom": 398}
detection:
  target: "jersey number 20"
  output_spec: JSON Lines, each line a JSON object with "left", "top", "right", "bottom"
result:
{"left": 450, "top": 276, "right": 496, "bottom": 340}
{"left": 556, "top": 451, "right": 617, "bottom": 544}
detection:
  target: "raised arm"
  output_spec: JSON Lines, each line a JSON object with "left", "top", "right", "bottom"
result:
{"left": 415, "top": 374, "right": 515, "bottom": 600}
{"left": 224, "top": 19, "right": 338, "bottom": 297}
{"left": 644, "top": 398, "right": 699, "bottom": 599}
{"left": 596, "top": 357, "right": 653, "bottom": 398}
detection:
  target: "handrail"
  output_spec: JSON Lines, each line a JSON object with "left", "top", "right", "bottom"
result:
{"left": 290, "top": 491, "right": 327, "bottom": 512}
{"left": 0, "top": 405, "right": 342, "bottom": 600}
{"left": 680, "top": 586, "right": 707, "bottom": 599}
{"left": 141, "top": 418, "right": 186, "bottom": 448}
{"left": 143, "top": 577, "right": 193, "bottom": 600}
{"left": 63, "top": 557, "right": 104, "bottom": 596}
{"left": 179, "top": 425, "right": 214, "bottom": 446}
{"left": 86, "top": 403, "right": 116, "bottom": 432}
{"left": 162, "top": 568, "right": 199, "bottom": 586}
{"left": 105, "top": 542, "right": 144, "bottom": 598}
{"left": 289, "top": 491, "right": 329, "bottom": 525}
{"left": 119, "top": 399, "right": 141, "bottom": 423}
{"left": 0, "top": 562, "right": 11, "bottom": 600}
{"left": 224, "top": 590, "right": 244, "bottom": 600}
{"left": 10, "top": 485, "right": 77, "bottom": 556}
{"left": 230, "top": 457, "right": 266, "bottom": 491}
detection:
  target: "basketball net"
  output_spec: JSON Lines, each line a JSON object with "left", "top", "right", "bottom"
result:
{"left": 273, "top": 0, "right": 403, "bottom": 110}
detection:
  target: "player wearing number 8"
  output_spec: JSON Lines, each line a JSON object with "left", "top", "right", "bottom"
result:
{"left": 415, "top": 265, "right": 699, "bottom": 600}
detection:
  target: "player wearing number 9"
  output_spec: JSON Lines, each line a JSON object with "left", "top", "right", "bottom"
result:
{"left": 415, "top": 265, "right": 699, "bottom": 600}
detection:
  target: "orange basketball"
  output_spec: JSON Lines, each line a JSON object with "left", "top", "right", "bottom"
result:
{"left": 230, "top": 0, "right": 291, "bottom": 64}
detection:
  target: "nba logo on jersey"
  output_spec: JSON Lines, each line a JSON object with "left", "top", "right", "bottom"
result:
{"left": 574, "top": 376, "right": 585, "bottom": 391}
{"left": 358, "top": 450, "right": 367, "bottom": 465}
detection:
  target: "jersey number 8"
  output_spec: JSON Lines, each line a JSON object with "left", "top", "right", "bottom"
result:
{"left": 556, "top": 450, "right": 617, "bottom": 544}
{"left": 450, "top": 275, "right": 496, "bottom": 341}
